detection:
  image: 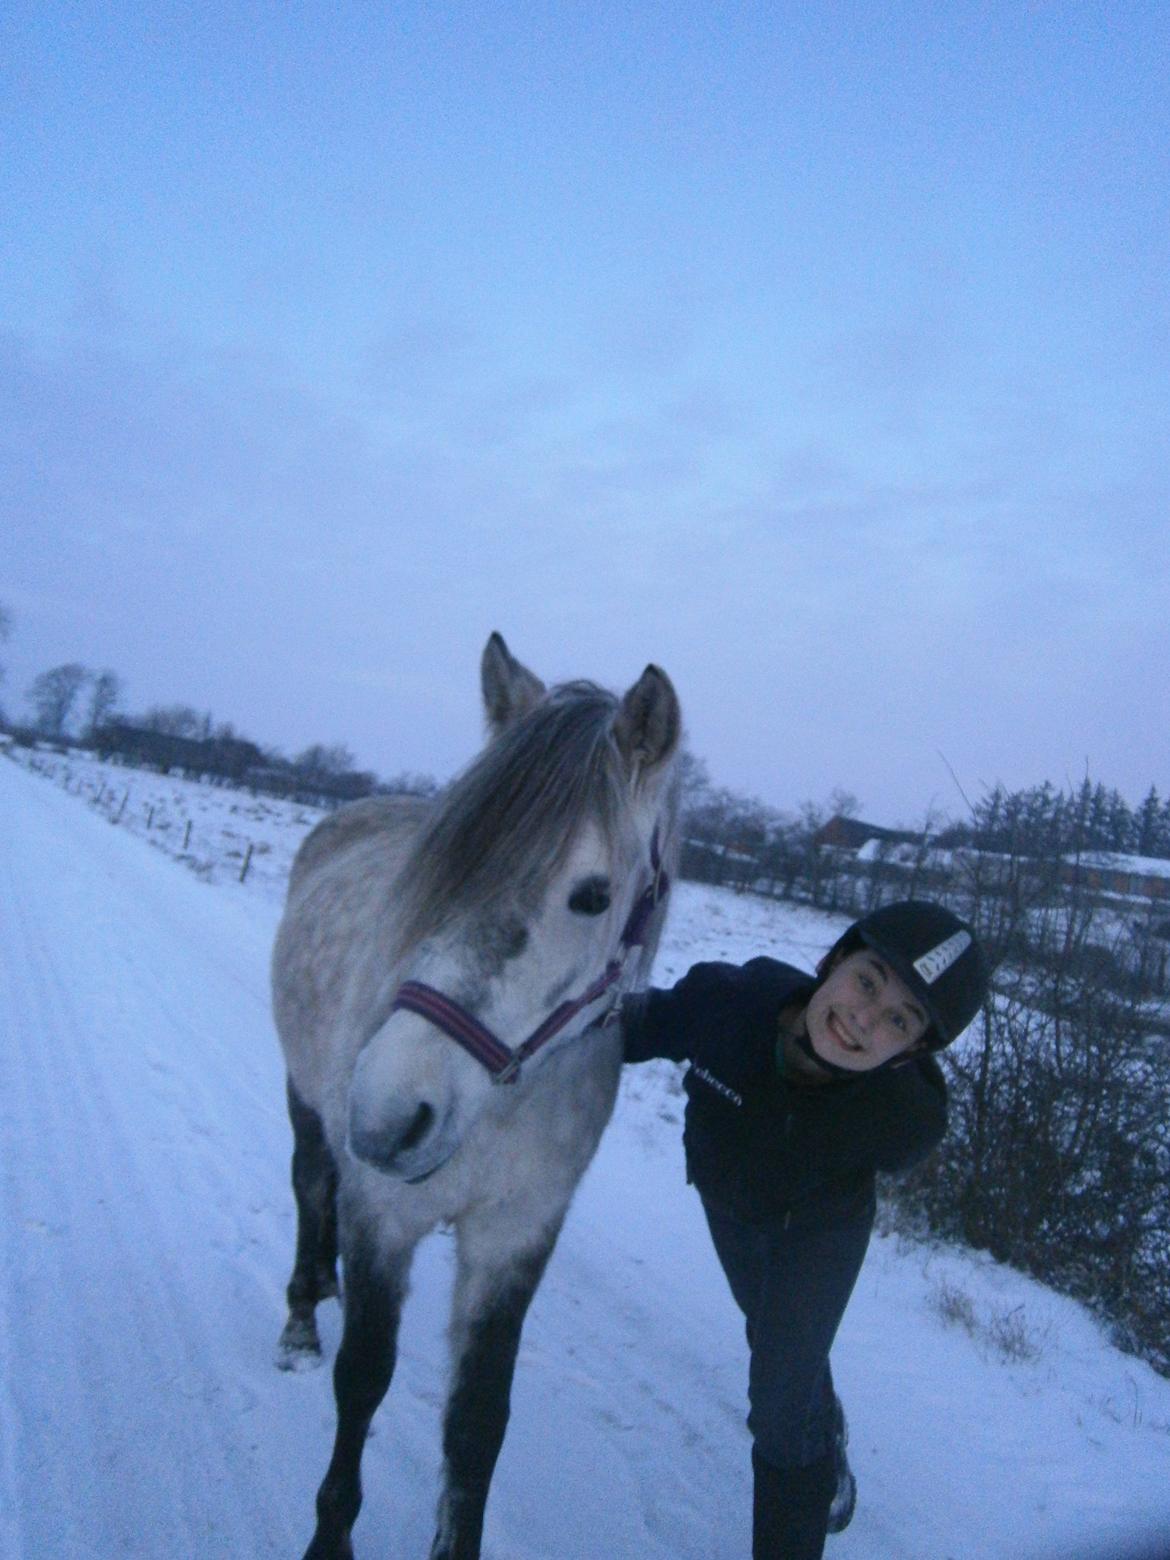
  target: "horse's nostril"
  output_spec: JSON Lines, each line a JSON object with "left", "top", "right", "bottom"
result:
{"left": 348, "top": 1098, "right": 441, "bottom": 1174}
{"left": 399, "top": 1102, "right": 434, "bottom": 1153}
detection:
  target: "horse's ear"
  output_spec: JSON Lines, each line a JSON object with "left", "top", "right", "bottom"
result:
{"left": 481, "top": 632, "right": 546, "bottom": 735}
{"left": 613, "top": 665, "right": 681, "bottom": 779}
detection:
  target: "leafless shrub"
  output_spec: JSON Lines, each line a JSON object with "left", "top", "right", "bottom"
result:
{"left": 892, "top": 802, "right": 1170, "bottom": 1377}
{"left": 927, "top": 1277, "right": 978, "bottom": 1336}
{"left": 985, "top": 1304, "right": 1047, "bottom": 1365}
{"left": 927, "top": 1281, "right": 1048, "bottom": 1365}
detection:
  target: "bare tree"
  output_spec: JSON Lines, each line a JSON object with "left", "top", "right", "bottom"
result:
{"left": 827, "top": 786, "right": 861, "bottom": 819}
{"left": 27, "top": 663, "right": 89, "bottom": 738}
{"left": 676, "top": 748, "right": 713, "bottom": 815}
{"left": 294, "top": 742, "right": 356, "bottom": 777}
{"left": 795, "top": 799, "right": 835, "bottom": 907}
{"left": 87, "top": 670, "right": 122, "bottom": 735}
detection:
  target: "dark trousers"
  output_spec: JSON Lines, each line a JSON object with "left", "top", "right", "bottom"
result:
{"left": 702, "top": 1199, "right": 871, "bottom": 1471}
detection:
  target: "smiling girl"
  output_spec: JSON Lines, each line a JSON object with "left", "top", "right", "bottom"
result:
{"left": 621, "top": 900, "right": 989, "bottom": 1559}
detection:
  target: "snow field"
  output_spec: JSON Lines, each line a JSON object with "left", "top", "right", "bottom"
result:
{"left": 2, "top": 751, "right": 1169, "bottom": 1558}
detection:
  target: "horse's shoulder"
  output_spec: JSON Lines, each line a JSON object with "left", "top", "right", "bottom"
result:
{"left": 289, "top": 794, "right": 431, "bottom": 896}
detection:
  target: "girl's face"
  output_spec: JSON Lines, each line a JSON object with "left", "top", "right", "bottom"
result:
{"left": 804, "top": 949, "right": 930, "bottom": 1072}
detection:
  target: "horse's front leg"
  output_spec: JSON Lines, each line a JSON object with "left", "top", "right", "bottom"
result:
{"left": 279, "top": 1078, "right": 340, "bottom": 1368}
{"left": 303, "top": 1227, "right": 411, "bottom": 1560}
{"left": 429, "top": 1221, "right": 562, "bottom": 1560}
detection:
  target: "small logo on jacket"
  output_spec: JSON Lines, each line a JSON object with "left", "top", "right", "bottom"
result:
{"left": 691, "top": 1065, "right": 744, "bottom": 1107}
{"left": 913, "top": 929, "right": 971, "bottom": 985}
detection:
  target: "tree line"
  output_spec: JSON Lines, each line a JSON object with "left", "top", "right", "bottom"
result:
{"left": 6, "top": 618, "right": 1170, "bottom": 1375}
{"left": 946, "top": 778, "right": 1170, "bottom": 862}
{"left": 679, "top": 761, "right": 1170, "bottom": 898}
{"left": 4, "top": 652, "right": 437, "bottom": 804}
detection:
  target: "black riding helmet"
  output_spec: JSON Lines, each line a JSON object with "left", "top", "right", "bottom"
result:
{"left": 822, "top": 900, "right": 989, "bottom": 1051}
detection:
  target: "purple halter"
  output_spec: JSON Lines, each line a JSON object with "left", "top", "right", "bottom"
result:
{"left": 390, "top": 828, "right": 670, "bottom": 1085}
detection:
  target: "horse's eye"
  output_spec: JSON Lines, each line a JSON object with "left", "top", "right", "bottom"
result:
{"left": 568, "top": 877, "right": 611, "bottom": 916}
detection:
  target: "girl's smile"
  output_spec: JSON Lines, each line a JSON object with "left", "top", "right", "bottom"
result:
{"left": 803, "top": 950, "right": 930, "bottom": 1072}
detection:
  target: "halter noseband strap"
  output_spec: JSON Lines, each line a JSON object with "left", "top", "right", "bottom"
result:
{"left": 390, "top": 828, "right": 670, "bottom": 1085}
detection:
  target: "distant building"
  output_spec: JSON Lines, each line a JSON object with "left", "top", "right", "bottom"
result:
{"left": 1060, "top": 852, "right": 1170, "bottom": 903}
{"left": 811, "top": 815, "right": 922, "bottom": 851}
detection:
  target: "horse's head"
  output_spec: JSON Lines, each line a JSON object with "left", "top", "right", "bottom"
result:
{"left": 346, "top": 633, "right": 680, "bottom": 1182}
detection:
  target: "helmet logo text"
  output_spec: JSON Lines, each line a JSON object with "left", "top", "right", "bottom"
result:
{"left": 913, "top": 929, "right": 972, "bottom": 985}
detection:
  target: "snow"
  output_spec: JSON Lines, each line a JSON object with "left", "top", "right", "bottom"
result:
{"left": 2, "top": 751, "right": 1169, "bottom": 1560}
{"left": 1070, "top": 851, "right": 1170, "bottom": 881}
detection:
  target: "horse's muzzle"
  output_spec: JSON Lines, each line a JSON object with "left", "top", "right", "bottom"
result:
{"left": 348, "top": 1098, "right": 456, "bottom": 1181}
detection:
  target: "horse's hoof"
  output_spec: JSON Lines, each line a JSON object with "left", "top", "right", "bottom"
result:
{"left": 277, "top": 1317, "right": 324, "bottom": 1371}
{"left": 277, "top": 1343, "right": 325, "bottom": 1373}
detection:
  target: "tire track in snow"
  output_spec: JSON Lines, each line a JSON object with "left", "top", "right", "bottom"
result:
{"left": 0, "top": 762, "right": 312, "bottom": 1557}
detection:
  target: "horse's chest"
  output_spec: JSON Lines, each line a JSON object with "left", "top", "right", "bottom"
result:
{"left": 472, "top": 1025, "right": 622, "bottom": 1189}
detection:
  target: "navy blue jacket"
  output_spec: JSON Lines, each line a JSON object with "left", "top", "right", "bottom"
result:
{"left": 622, "top": 957, "right": 948, "bottom": 1229}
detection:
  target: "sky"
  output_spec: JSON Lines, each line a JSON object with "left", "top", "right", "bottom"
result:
{"left": 3, "top": 0, "right": 1168, "bottom": 825}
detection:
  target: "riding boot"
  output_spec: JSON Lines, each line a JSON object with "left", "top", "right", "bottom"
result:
{"left": 751, "top": 1446, "right": 835, "bottom": 1560}
{"left": 826, "top": 1395, "right": 856, "bottom": 1535}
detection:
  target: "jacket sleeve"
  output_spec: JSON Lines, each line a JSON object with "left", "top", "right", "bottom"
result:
{"left": 620, "top": 962, "right": 740, "bottom": 1065}
{"left": 861, "top": 1062, "right": 948, "bottom": 1174}
{"left": 750, "top": 1059, "right": 947, "bottom": 1196}
{"left": 619, "top": 989, "right": 692, "bottom": 1064}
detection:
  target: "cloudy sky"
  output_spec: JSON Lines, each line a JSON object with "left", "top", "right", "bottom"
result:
{"left": 4, "top": 1, "right": 1167, "bottom": 824}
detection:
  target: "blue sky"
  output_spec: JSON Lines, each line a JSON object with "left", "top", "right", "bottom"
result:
{"left": 3, "top": 0, "right": 1167, "bottom": 823}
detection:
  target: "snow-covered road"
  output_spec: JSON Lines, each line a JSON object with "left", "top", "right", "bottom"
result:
{"left": 0, "top": 756, "right": 319, "bottom": 1556}
{"left": 3, "top": 755, "right": 1169, "bottom": 1559}
{"left": 0, "top": 757, "right": 753, "bottom": 1559}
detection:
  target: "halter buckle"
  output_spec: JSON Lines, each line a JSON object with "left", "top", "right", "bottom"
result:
{"left": 492, "top": 1053, "right": 523, "bottom": 1086}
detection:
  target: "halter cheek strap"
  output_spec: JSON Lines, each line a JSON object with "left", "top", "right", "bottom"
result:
{"left": 393, "top": 962, "right": 624, "bottom": 1085}
{"left": 390, "top": 828, "right": 670, "bottom": 1084}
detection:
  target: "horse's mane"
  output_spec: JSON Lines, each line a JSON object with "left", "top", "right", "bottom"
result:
{"left": 392, "top": 682, "right": 630, "bottom": 953}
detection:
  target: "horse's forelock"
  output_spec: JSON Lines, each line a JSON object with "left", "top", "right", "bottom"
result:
{"left": 391, "top": 682, "right": 631, "bottom": 954}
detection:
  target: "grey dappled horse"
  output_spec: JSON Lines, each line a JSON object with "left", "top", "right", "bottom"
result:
{"left": 271, "top": 633, "right": 681, "bottom": 1560}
